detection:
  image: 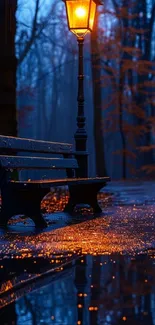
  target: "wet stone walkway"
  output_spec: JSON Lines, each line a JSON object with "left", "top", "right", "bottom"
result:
{"left": 0, "top": 180, "right": 155, "bottom": 324}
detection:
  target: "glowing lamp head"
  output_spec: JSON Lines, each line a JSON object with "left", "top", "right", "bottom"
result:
{"left": 64, "top": 0, "right": 97, "bottom": 37}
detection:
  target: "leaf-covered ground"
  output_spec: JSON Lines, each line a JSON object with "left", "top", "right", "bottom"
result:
{"left": 0, "top": 180, "right": 155, "bottom": 321}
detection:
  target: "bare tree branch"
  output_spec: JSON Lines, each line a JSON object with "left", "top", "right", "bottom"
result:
{"left": 18, "top": 0, "right": 40, "bottom": 66}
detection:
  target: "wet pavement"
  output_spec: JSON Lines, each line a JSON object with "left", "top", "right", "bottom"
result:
{"left": 0, "top": 181, "right": 155, "bottom": 324}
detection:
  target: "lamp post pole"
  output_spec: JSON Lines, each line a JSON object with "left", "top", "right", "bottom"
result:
{"left": 74, "top": 36, "right": 88, "bottom": 178}
{"left": 63, "top": 0, "right": 98, "bottom": 177}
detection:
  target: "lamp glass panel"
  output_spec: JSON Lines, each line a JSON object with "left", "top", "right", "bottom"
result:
{"left": 66, "top": 0, "right": 90, "bottom": 29}
{"left": 89, "top": 0, "right": 96, "bottom": 30}
{"left": 72, "top": 29, "right": 88, "bottom": 36}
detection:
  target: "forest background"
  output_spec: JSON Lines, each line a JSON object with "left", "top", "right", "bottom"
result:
{"left": 0, "top": 0, "right": 155, "bottom": 179}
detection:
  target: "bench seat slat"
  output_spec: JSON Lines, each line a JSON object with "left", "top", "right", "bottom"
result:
{"left": 0, "top": 135, "right": 73, "bottom": 154}
{"left": 10, "top": 177, "right": 110, "bottom": 189}
{"left": 0, "top": 155, "right": 78, "bottom": 169}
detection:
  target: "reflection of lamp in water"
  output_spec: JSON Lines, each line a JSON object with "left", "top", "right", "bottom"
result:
{"left": 63, "top": 0, "right": 98, "bottom": 177}
{"left": 74, "top": 256, "right": 87, "bottom": 324}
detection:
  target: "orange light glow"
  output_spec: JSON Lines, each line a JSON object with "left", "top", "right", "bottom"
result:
{"left": 65, "top": 0, "right": 97, "bottom": 37}
{"left": 78, "top": 304, "right": 83, "bottom": 308}
{"left": 75, "top": 6, "right": 86, "bottom": 18}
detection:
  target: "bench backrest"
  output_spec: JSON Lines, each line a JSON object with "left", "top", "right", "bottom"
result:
{"left": 0, "top": 155, "right": 78, "bottom": 169}
{"left": 0, "top": 136, "right": 78, "bottom": 173}
{"left": 0, "top": 135, "right": 73, "bottom": 154}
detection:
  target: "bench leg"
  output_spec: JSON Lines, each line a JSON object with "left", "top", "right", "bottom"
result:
{"left": 91, "top": 197, "right": 102, "bottom": 213}
{"left": 0, "top": 211, "right": 12, "bottom": 228}
{"left": 22, "top": 188, "right": 49, "bottom": 228}
{"left": 64, "top": 182, "right": 106, "bottom": 214}
{"left": 26, "top": 212, "right": 47, "bottom": 228}
{"left": 0, "top": 185, "right": 49, "bottom": 228}
{"left": 64, "top": 199, "right": 76, "bottom": 214}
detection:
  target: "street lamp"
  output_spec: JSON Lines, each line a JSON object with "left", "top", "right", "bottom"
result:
{"left": 64, "top": 0, "right": 96, "bottom": 37}
{"left": 63, "top": 0, "right": 97, "bottom": 177}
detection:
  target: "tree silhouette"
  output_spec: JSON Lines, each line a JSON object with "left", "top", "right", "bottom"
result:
{"left": 0, "top": 0, "right": 17, "bottom": 136}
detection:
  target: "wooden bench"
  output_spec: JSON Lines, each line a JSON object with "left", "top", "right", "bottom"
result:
{"left": 0, "top": 135, "right": 110, "bottom": 228}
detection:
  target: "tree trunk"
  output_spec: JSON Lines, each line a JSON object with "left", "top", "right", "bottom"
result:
{"left": 0, "top": 0, "right": 17, "bottom": 136}
{"left": 91, "top": 12, "right": 107, "bottom": 177}
{"left": 118, "top": 69, "right": 126, "bottom": 179}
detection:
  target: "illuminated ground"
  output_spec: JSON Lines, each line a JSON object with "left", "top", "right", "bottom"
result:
{"left": 0, "top": 180, "right": 155, "bottom": 322}
{"left": 0, "top": 180, "right": 154, "bottom": 256}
